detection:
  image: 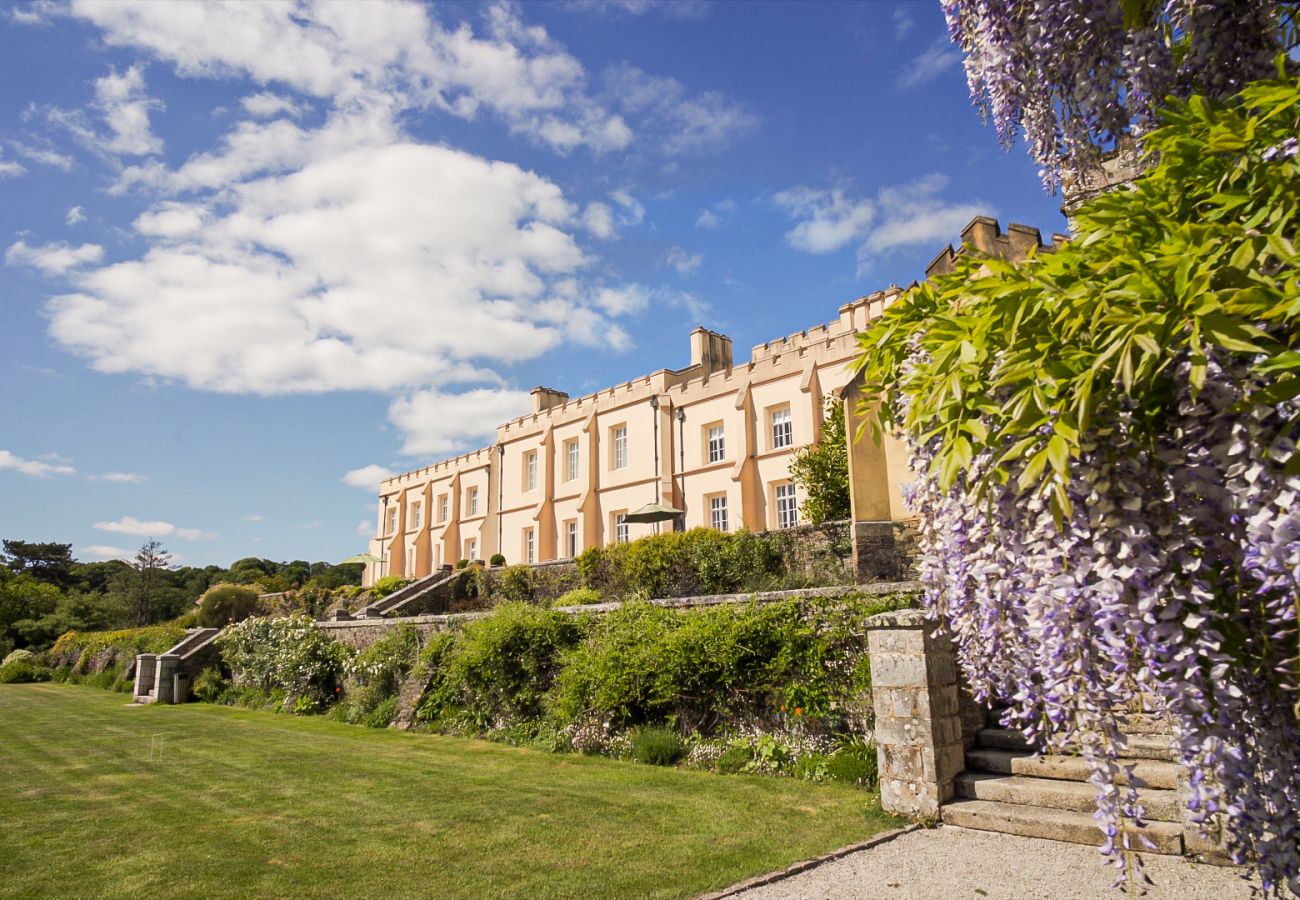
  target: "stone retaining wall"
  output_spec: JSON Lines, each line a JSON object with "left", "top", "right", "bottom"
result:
{"left": 319, "top": 580, "right": 922, "bottom": 652}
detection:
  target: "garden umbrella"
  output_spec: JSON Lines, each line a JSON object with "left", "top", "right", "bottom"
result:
{"left": 338, "top": 552, "right": 382, "bottom": 565}
{"left": 623, "top": 502, "right": 683, "bottom": 524}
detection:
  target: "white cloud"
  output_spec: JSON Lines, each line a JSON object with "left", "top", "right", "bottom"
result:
{"left": 240, "top": 91, "right": 305, "bottom": 119}
{"left": 245, "top": 514, "right": 264, "bottom": 522}
{"left": 81, "top": 545, "right": 131, "bottom": 561}
{"left": 898, "top": 36, "right": 961, "bottom": 89}
{"left": 664, "top": 246, "right": 702, "bottom": 275}
{"left": 11, "top": 142, "right": 74, "bottom": 170}
{"left": 301, "top": 520, "right": 323, "bottom": 530}
{"left": 389, "top": 388, "right": 532, "bottom": 456}
{"left": 774, "top": 187, "right": 876, "bottom": 254}
{"left": 560, "top": 0, "right": 709, "bottom": 20}
{"left": 582, "top": 202, "right": 616, "bottom": 239}
{"left": 6, "top": 240, "right": 104, "bottom": 275}
{"left": 0, "top": 158, "right": 26, "bottom": 178}
{"left": 342, "top": 464, "right": 397, "bottom": 489}
{"left": 356, "top": 519, "right": 373, "bottom": 537}
{"left": 89, "top": 472, "right": 147, "bottom": 483}
{"left": 694, "top": 199, "right": 734, "bottom": 230}
{"left": 581, "top": 190, "right": 643, "bottom": 239}
{"left": 94, "top": 65, "right": 164, "bottom": 155}
{"left": 603, "top": 63, "right": 756, "bottom": 154}
{"left": 92, "top": 515, "right": 215, "bottom": 540}
{"left": 9, "top": 3, "right": 54, "bottom": 26}
{"left": 0, "top": 449, "right": 76, "bottom": 478}
{"left": 47, "top": 142, "right": 638, "bottom": 396}
{"left": 776, "top": 175, "right": 987, "bottom": 272}
{"left": 66, "top": 206, "right": 86, "bottom": 225}
{"left": 893, "top": 6, "right": 915, "bottom": 39}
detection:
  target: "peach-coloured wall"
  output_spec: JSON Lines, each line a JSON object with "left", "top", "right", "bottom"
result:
{"left": 363, "top": 291, "right": 910, "bottom": 585}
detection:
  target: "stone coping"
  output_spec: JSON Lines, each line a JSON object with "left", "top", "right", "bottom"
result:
{"left": 317, "top": 580, "right": 922, "bottom": 630}
{"left": 863, "top": 607, "right": 931, "bottom": 630}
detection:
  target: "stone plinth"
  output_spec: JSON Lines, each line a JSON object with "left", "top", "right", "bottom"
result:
{"left": 152, "top": 654, "right": 180, "bottom": 705}
{"left": 133, "top": 654, "right": 157, "bottom": 700}
{"left": 866, "top": 608, "right": 966, "bottom": 818}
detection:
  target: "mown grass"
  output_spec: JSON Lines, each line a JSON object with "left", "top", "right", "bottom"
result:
{"left": 0, "top": 684, "right": 899, "bottom": 898}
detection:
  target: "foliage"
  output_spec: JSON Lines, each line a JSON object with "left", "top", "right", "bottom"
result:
{"left": 196, "top": 583, "right": 261, "bottom": 627}
{"left": 497, "top": 565, "right": 535, "bottom": 604}
{"left": 48, "top": 624, "right": 185, "bottom": 670}
{"left": 216, "top": 615, "right": 352, "bottom": 705}
{"left": 0, "top": 567, "right": 63, "bottom": 653}
{"left": 417, "top": 604, "right": 586, "bottom": 731}
{"left": 943, "top": 0, "right": 1297, "bottom": 189}
{"left": 456, "top": 559, "right": 470, "bottom": 570}
{"left": 827, "top": 738, "right": 878, "bottom": 788}
{"left": 715, "top": 744, "right": 752, "bottom": 774}
{"left": 575, "top": 528, "right": 787, "bottom": 600}
{"left": 131, "top": 540, "right": 175, "bottom": 627}
{"left": 2, "top": 648, "right": 35, "bottom": 667}
{"left": 555, "top": 587, "right": 602, "bottom": 606}
{"left": 0, "top": 656, "right": 52, "bottom": 683}
{"left": 631, "top": 725, "right": 685, "bottom": 766}
{"left": 856, "top": 77, "right": 1300, "bottom": 891}
{"left": 346, "top": 623, "right": 420, "bottom": 709}
{"left": 192, "top": 666, "right": 229, "bottom": 703}
{"left": 364, "top": 696, "right": 398, "bottom": 728}
{"left": 489, "top": 553, "right": 507, "bottom": 567}
{"left": 2, "top": 540, "right": 75, "bottom": 589}
{"left": 372, "top": 575, "right": 411, "bottom": 598}
{"left": 788, "top": 399, "right": 851, "bottom": 525}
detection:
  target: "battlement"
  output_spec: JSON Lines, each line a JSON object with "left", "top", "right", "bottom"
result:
{"left": 380, "top": 445, "right": 493, "bottom": 490}
{"left": 925, "top": 216, "right": 1068, "bottom": 279}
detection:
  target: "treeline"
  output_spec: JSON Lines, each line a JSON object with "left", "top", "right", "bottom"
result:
{"left": 0, "top": 539, "right": 362, "bottom": 656}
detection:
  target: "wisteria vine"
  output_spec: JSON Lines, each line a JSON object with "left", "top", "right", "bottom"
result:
{"left": 940, "top": 0, "right": 1297, "bottom": 189}
{"left": 858, "top": 78, "right": 1300, "bottom": 892}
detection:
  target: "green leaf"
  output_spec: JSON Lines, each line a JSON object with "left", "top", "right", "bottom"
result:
{"left": 1018, "top": 449, "right": 1049, "bottom": 493}
{"left": 1046, "top": 434, "right": 1070, "bottom": 478}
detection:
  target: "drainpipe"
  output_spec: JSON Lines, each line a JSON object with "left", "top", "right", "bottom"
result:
{"left": 496, "top": 443, "right": 505, "bottom": 558}
{"left": 650, "top": 395, "right": 660, "bottom": 534}
{"left": 675, "top": 406, "right": 686, "bottom": 532}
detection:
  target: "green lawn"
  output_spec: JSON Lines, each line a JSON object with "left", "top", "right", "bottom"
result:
{"left": 0, "top": 684, "right": 898, "bottom": 898}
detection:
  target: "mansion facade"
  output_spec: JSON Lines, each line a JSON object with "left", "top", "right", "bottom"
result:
{"left": 364, "top": 217, "right": 1061, "bottom": 586}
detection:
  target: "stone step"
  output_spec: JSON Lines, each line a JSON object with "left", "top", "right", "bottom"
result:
{"left": 965, "top": 748, "right": 1180, "bottom": 790}
{"left": 942, "top": 800, "right": 1184, "bottom": 855}
{"left": 975, "top": 728, "right": 1177, "bottom": 763}
{"left": 955, "top": 772, "right": 1181, "bottom": 822}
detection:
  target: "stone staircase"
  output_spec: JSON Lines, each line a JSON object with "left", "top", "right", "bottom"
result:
{"left": 942, "top": 723, "right": 1185, "bottom": 854}
{"left": 358, "top": 570, "right": 458, "bottom": 618}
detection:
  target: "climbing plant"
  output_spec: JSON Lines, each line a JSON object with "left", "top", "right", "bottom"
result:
{"left": 856, "top": 76, "right": 1299, "bottom": 892}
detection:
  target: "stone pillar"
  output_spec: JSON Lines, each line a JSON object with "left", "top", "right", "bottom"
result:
{"left": 153, "top": 654, "right": 180, "bottom": 705}
{"left": 852, "top": 521, "right": 900, "bottom": 582}
{"left": 134, "top": 654, "right": 157, "bottom": 700}
{"left": 866, "top": 608, "right": 966, "bottom": 819}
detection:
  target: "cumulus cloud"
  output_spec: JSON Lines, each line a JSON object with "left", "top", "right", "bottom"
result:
{"left": 342, "top": 464, "right": 397, "bottom": 489}
{"left": 695, "top": 198, "right": 735, "bottom": 229}
{"left": 581, "top": 190, "right": 643, "bottom": 239}
{"left": 81, "top": 545, "right": 131, "bottom": 561}
{"left": 11, "top": 142, "right": 74, "bottom": 170}
{"left": 0, "top": 449, "right": 76, "bottom": 478}
{"left": 94, "top": 65, "right": 164, "bottom": 155}
{"left": 89, "top": 472, "right": 147, "bottom": 483}
{"left": 389, "top": 388, "right": 533, "bottom": 456}
{"left": 66, "top": 206, "right": 86, "bottom": 225}
{"left": 92, "top": 515, "right": 215, "bottom": 540}
{"left": 898, "top": 36, "right": 962, "bottom": 89}
{"left": 356, "top": 519, "right": 374, "bottom": 537}
{"left": 776, "top": 175, "right": 986, "bottom": 272}
{"left": 240, "top": 91, "right": 306, "bottom": 119}
{"left": 560, "top": 0, "right": 709, "bottom": 20}
{"left": 6, "top": 240, "right": 105, "bottom": 275}
{"left": 0, "top": 157, "right": 26, "bottom": 178}
{"left": 664, "top": 246, "right": 702, "bottom": 275}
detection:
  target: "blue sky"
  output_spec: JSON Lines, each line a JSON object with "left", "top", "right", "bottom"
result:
{"left": 0, "top": 0, "right": 1065, "bottom": 568}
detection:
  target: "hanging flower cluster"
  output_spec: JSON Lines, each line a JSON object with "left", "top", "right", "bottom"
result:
{"left": 857, "top": 79, "right": 1300, "bottom": 892}
{"left": 941, "top": 0, "right": 1294, "bottom": 189}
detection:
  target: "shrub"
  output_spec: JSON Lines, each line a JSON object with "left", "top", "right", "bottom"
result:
{"left": 372, "top": 576, "right": 412, "bottom": 598}
{"left": 827, "top": 740, "right": 878, "bottom": 787}
{"left": 216, "top": 615, "right": 352, "bottom": 704}
{"left": 196, "top": 583, "right": 260, "bottom": 627}
{"left": 455, "top": 559, "right": 469, "bottom": 570}
{"left": 2, "top": 649, "right": 35, "bottom": 667}
{"left": 715, "top": 744, "right": 752, "bottom": 774}
{"left": 497, "top": 565, "right": 535, "bottom": 604}
{"left": 554, "top": 587, "right": 602, "bottom": 606}
{"left": 576, "top": 528, "right": 788, "bottom": 600}
{"left": 365, "top": 696, "right": 398, "bottom": 728}
{"left": 631, "top": 725, "right": 685, "bottom": 766}
{"left": 192, "top": 666, "right": 229, "bottom": 703}
{"left": 0, "top": 657, "right": 52, "bottom": 684}
{"left": 416, "top": 604, "right": 586, "bottom": 731}
{"left": 489, "top": 553, "right": 506, "bottom": 567}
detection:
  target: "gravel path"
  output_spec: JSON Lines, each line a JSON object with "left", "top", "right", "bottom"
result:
{"left": 730, "top": 826, "right": 1262, "bottom": 899}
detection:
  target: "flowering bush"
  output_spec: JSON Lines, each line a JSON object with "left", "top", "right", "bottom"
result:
{"left": 216, "top": 615, "right": 352, "bottom": 706}
{"left": 856, "top": 77, "right": 1299, "bottom": 891}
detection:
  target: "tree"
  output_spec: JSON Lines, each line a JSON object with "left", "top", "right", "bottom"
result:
{"left": 857, "top": 78, "right": 1300, "bottom": 892}
{"left": 132, "top": 540, "right": 174, "bottom": 626}
{"left": 788, "top": 399, "right": 850, "bottom": 525}
{"left": 2, "top": 540, "right": 75, "bottom": 590}
{"left": 196, "top": 583, "right": 261, "bottom": 628}
{"left": 942, "top": 0, "right": 1298, "bottom": 189}
{"left": 0, "top": 567, "right": 62, "bottom": 655}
